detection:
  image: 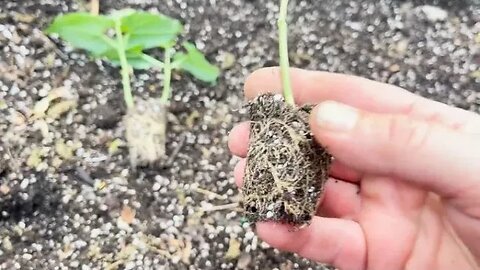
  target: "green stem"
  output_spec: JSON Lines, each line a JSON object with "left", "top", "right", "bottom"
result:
{"left": 114, "top": 20, "right": 134, "bottom": 108}
{"left": 160, "top": 48, "right": 173, "bottom": 104}
{"left": 141, "top": 54, "right": 165, "bottom": 69}
{"left": 278, "top": 0, "right": 294, "bottom": 105}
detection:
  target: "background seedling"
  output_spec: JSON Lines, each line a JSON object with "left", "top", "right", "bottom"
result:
{"left": 241, "top": 0, "right": 332, "bottom": 226}
{"left": 47, "top": 10, "right": 220, "bottom": 166}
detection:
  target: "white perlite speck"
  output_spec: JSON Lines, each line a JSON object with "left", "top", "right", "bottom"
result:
{"left": 20, "top": 179, "right": 29, "bottom": 189}
{"left": 418, "top": 5, "right": 448, "bottom": 22}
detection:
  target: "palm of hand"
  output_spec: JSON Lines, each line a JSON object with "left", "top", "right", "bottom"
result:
{"left": 354, "top": 174, "right": 473, "bottom": 269}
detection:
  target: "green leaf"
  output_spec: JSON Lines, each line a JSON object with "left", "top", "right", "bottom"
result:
{"left": 103, "top": 46, "right": 154, "bottom": 70}
{"left": 173, "top": 43, "right": 220, "bottom": 83}
{"left": 121, "top": 11, "right": 183, "bottom": 49}
{"left": 108, "top": 9, "right": 136, "bottom": 20}
{"left": 46, "top": 13, "right": 116, "bottom": 56}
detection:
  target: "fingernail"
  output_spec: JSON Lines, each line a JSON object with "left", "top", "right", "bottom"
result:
{"left": 315, "top": 101, "right": 359, "bottom": 131}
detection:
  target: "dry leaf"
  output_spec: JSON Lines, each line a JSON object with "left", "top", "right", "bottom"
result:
{"left": 291, "top": 52, "right": 313, "bottom": 65}
{"left": 186, "top": 211, "right": 203, "bottom": 227}
{"left": 181, "top": 240, "right": 192, "bottom": 264}
{"left": 95, "top": 180, "right": 107, "bottom": 191}
{"left": 221, "top": 52, "right": 236, "bottom": 70}
{"left": 32, "top": 87, "right": 75, "bottom": 120}
{"left": 87, "top": 243, "right": 102, "bottom": 259}
{"left": 105, "top": 244, "right": 138, "bottom": 270}
{"left": 32, "top": 97, "right": 52, "bottom": 119}
{"left": 225, "top": 237, "right": 241, "bottom": 260}
{"left": 26, "top": 148, "right": 43, "bottom": 168}
{"left": 45, "top": 53, "right": 56, "bottom": 68}
{"left": 55, "top": 140, "right": 74, "bottom": 160}
{"left": 108, "top": 138, "right": 124, "bottom": 155}
{"left": 9, "top": 111, "right": 26, "bottom": 126}
{"left": 47, "top": 100, "right": 77, "bottom": 119}
{"left": 0, "top": 100, "right": 7, "bottom": 110}
{"left": 470, "top": 70, "right": 480, "bottom": 79}
{"left": 120, "top": 205, "right": 135, "bottom": 224}
{"left": 388, "top": 64, "right": 401, "bottom": 73}
{"left": 50, "top": 86, "right": 76, "bottom": 100}
{"left": 168, "top": 238, "right": 181, "bottom": 250}
{"left": 57, "top": 244, "right": 74, "bottom": 261}
{"left": 176, "top": 189, "right": 187, "bottom": 206}
{"left": 12, "top": 12, "right": 35, "bottom": 23}
{"left": 2, "top": 237, "right": 13, "bottom": 251}
{"left": 33, "top": 119, "right": 50, "bottom": 138}
{"left": 185, "top": 110, "right": 200, "bottom": 129}
{"left": 200, "top": 147, "right": 211, "bottom": 159}
{"left": 115, "top": 244, "right": 137, "bottom": 260}
{"left": 51, "top": 157, "right": 63, "bottom": 168}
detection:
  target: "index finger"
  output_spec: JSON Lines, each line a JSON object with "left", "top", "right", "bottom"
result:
{"left": 244, "top": 67, "right": 480, "bottom": 131}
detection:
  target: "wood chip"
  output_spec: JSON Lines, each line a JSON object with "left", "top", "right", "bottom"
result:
{"left": 0, "top": 185, "right": 10, "bottom": 195}
{"left": 120, "top": 205, "right": 135, "bottom": 224}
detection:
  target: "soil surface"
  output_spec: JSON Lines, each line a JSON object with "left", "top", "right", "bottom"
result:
{"left": 0, "top": 0, "right": 479, "bottom": 269}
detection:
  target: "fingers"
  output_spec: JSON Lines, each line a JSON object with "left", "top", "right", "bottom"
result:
{"left": 309, "top": 101, "right": 480, "bottom": 200}
{"left": 228, "top": 122, "right": 250, "bottom": 157}
{"left": 244, "top": 67, "right": 408, "bottom": 108}
{"left": 233, "top": 158, "right": 246, "bottom": 187}
{"left": 244, "top": 67, "right": 480, "bottom": 133}
{"left": 256, "top": 218, "right": 366, "bottom": 270}
{"left": 329, "top": 160, "right": 362, "bottom": 182}
{"left": 319, "top": 178, "right": 361, "bottom": 219}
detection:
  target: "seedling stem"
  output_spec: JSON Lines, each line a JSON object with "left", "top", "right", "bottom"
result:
{"left": 141, "top": 54, "right": 165, "bottom": 69}
{"left": 114, "top": 19, "right": 134, "bottom": 108}
{"left": 160, "top": 48, "right": 173, "bottom": 104}
{"left": 278, "top": 0, "right": 294, "bottom": 105}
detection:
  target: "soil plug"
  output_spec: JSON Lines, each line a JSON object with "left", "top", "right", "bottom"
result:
{"left": 242, "top": 0, "right": 332, "bottom": 226}
{"left": 124, "top": 98, "right": 167, "bottom": 167}
{"left": 47, "top": 10, "right": 219, "bottom": 167}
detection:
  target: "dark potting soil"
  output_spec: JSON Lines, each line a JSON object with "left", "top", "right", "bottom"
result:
{"left": 243, "top": 94, "right": 331, "bottom": 225}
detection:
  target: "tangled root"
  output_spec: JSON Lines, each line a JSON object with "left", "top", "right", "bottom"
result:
{"left": 124, "top": 98, "right": 167, "bottom": 168}
{"left": 242, "top": 94, "right": 332, "bottom": 226}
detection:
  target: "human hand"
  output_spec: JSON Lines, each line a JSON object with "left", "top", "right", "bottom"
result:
{"left": 228, "top": 67, "right": 480, "bottom": 270}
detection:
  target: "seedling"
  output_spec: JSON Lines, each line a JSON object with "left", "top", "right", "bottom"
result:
{"left": 47, "top": 10, "right": 219, "bottom": 166}
{"left": 242, "top": 0, "right": 332, "bottom": 226}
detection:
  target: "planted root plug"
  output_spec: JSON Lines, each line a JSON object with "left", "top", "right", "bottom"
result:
{"left": 242, "top": 93, "right": 331, "bottom": 226}
{"left": 124, "top": 98, "right": 167, "bottom": 168}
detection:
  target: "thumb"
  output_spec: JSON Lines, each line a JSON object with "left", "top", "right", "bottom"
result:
{"left": 309, "top": 101, "right": 480, "bottom": 200}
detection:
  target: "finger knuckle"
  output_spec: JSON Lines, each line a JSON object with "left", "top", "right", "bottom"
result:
{"left": 386, "top": 116, "right": 431, "bottom": 150}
